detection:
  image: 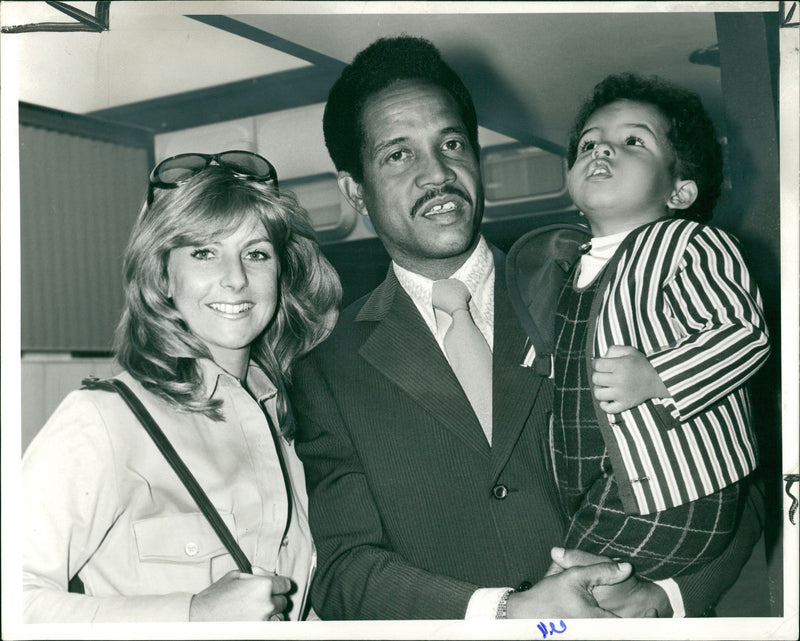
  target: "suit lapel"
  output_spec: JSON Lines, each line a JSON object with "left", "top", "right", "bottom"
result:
{"left": 489, "top": 250, "right": 545, "bottom": 482}
{"left": 358, "top": 270, "right": 490, "bottom": 456}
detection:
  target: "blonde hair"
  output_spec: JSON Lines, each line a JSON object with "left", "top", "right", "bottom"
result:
{"left": 114, "top": 167, "right": 341, "bottom": 429}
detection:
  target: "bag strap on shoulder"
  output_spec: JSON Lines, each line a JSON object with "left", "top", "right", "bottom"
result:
{"left": 81, "top": 376, "right": 252, "bottom": 574}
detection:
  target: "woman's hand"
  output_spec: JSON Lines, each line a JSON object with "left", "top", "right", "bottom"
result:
{"left": 189, "top": 567, "right": 293, "bottom": 621}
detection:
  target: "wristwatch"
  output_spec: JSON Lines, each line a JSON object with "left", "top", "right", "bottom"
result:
{"left": 496, "top": 588, "right": 515, "bottom": 619}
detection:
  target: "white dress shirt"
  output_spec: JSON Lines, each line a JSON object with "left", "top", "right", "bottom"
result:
{"left": 393, "top": 235, "right": 495, "bottom": 351}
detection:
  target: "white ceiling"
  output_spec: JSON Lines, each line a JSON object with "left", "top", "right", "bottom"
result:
{"left": 3, "top": 0, "right": 759, "bottom": 155}
{"left": 232, "top": 9, "right": 724, "bottom": 151}
{"left": 3, "top": 2, "right": 311, "bottom": 112}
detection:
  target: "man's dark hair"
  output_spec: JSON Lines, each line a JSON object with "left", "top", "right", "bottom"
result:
{"left": 567, "top": 73, "right": 723, "bottom": 223}
{"left": 323, "top": 35, "right": 479, "bottom": 183}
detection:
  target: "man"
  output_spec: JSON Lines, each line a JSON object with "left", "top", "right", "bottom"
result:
{"left": 290, "top": 36, "right": 762, "bottom": 620}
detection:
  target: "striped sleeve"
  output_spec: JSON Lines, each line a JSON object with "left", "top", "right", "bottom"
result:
{"left": 647, "top": 225, "right": 770, "bottom": 421}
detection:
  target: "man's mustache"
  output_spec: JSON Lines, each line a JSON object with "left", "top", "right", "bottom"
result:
{"left": 411, "top": 186, "right": 472, "bottom": 218}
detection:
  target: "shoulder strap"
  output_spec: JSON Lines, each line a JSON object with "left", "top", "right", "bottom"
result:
{"left": 506, "top": 223, "right": 591, "bottom": 376}
{"left": 81, "top": 376, "right": 252, "bottom": 574}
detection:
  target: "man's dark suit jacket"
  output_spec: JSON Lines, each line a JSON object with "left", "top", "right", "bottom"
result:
{"left": 291, "top": 245, "right": 763, "bottom": 620}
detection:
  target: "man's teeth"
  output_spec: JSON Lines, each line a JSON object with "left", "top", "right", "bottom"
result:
{"left": 428, "top": 201, "right": 457, "bottom": 213}
{"left": 210, "top": 303, "right": 252, "bottom": 314}
{"left": 590, "top": 166, "right": 610, "bottom": 176}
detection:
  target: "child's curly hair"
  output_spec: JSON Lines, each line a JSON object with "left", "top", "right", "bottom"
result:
{"left": 567, "top": 73, "right": 723, "bottom": 223}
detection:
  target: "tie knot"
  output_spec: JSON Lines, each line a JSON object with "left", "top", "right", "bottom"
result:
{"left": 431, "top": 278, "right": 472, "bottom": 315}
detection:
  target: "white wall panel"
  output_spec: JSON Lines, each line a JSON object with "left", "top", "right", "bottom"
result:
{"left": 20, "top": 355, "right": 116, "bottom": 453}
{"left": 19, "top": 125, "right": 148, "bottom": 351}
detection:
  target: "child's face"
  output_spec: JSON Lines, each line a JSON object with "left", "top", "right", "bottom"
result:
{"left": 568, "top": 99, "right": 687, "bottom": 236}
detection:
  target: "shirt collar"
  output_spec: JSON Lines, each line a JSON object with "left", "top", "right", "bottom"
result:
{"left": 393, "top": 237, "right": 493, "bottom": 305}
{"left": 198, "top": 358, "right": 277, "bottom": 404}
{"left": 392, "top": 236, "right": 495, "bottom": 338}
{"left": 586, "top": 229, "right": 631, "bottom": 260}
{"left": 576, "top": 228, "right": 633, "bottom": 288}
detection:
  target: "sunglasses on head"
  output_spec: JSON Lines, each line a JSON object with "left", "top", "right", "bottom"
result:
{"left": 147, "top": 151, "right": 278, "bottom": 203}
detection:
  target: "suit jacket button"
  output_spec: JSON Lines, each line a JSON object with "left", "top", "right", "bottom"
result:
{"left": 492, "top": 484, "right": 509, "bottom": 500}
{"left": 517, "top": 580, "right": 533, "bottom": 592}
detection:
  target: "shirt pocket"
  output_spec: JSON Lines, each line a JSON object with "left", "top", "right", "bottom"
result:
{"left": 133, "top": 512, "right": 237, "bottom": 564}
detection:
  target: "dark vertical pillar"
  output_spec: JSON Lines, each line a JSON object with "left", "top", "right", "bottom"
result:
{"left": 715, "top": 10, "right": 782, "bottom": 617}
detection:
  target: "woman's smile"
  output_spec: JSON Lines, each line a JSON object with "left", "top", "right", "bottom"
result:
{"left": 168, "top": 218, "right": 279, "bottom": 376}
{"left": 208, "top": 301, "right": 256, "bottom": 315}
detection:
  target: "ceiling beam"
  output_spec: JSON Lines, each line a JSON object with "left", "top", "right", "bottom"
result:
{"left": 189, "top": 15, "right": 346, "bottom": 70}
{"left": 88, "top": 65, "right": 342, "bottom": 133}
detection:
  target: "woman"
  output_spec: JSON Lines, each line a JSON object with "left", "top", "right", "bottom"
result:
{"left": 22, "top": 152, "right": 341, "bottom": 622}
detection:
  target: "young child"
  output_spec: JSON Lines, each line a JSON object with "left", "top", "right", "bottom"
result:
{"left": 551, "top": 73, "right": 770, "bottom": 580}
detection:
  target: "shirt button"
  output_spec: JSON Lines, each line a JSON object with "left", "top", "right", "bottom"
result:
{"left": 517, "top": 580, "right": 533, "bottom": 592}
{"left": 281, "top": 537, "right": 289, "bottom": 547}
{"left": 492, "top": 484, "right": 509, "bottom": 500}
{"left": 184, "top": 542, "right": 199, "bottom": 557}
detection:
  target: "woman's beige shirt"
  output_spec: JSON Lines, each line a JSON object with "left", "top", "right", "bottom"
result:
{"left": 22, "top": 359, "right": 314, "bottom": 622}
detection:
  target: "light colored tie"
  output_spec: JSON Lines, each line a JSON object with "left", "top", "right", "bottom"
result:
{"left": 431, "top": 278, "right": 493, "bottom": 443}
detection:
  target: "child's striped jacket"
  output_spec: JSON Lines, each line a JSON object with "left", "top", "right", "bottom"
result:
{"left": 508, "top": 218, "right": 770, "bottom": 515}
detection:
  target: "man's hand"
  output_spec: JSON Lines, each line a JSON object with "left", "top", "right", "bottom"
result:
{"left": 547, "top": 547, "right": 670, "bottom": 618}
{"left": 592, "top": 345, "right": 670, "bottom": 414}
{"left": 506, "top": 556, "right": 632, "bottom": 619}
{"left": 189, "top": 567, "right": 293, "bottom": 621}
